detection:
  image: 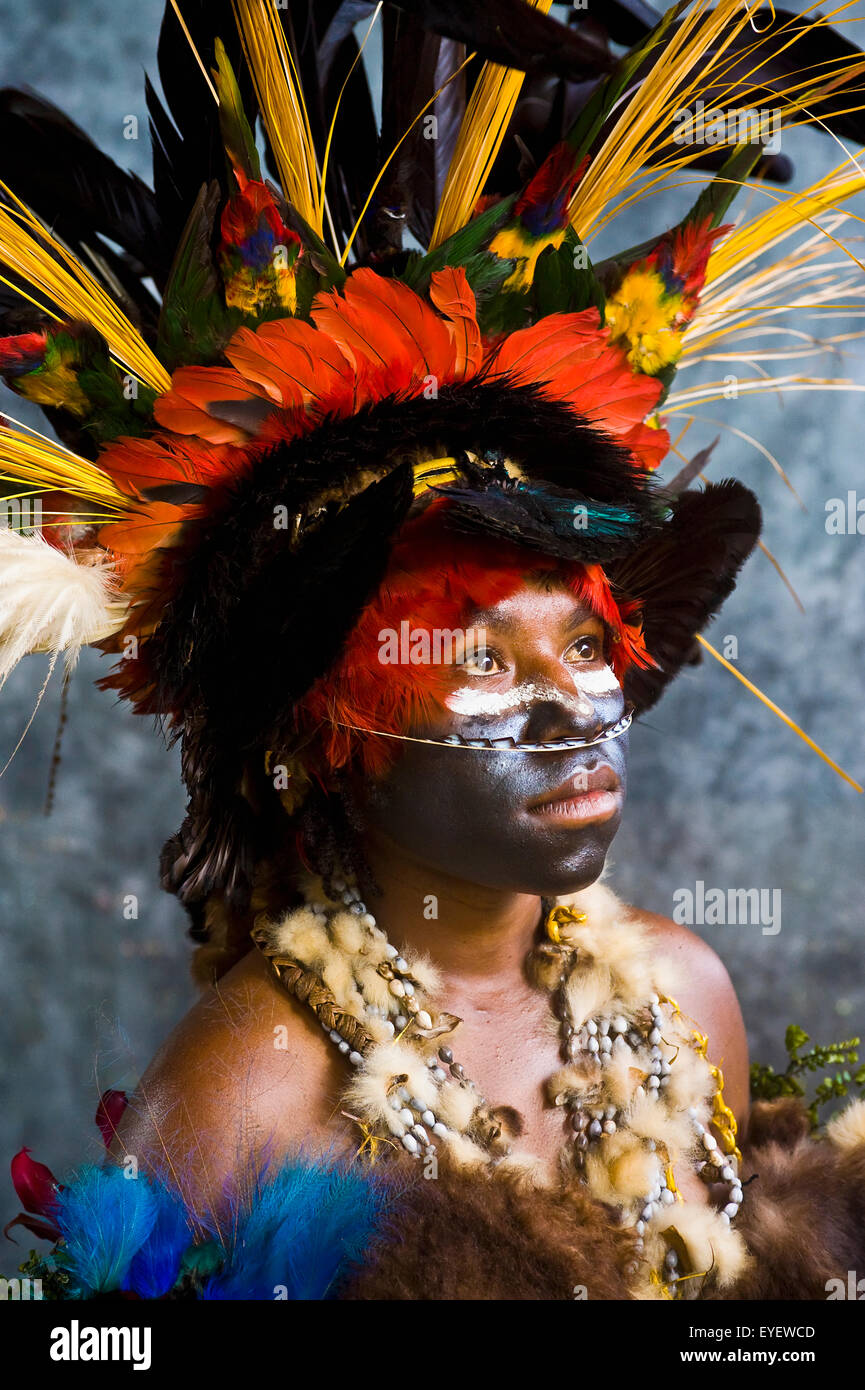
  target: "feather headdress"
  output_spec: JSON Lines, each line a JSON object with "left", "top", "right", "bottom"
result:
{"left": 0, "top": 0, "right": 863, "bottom": 912}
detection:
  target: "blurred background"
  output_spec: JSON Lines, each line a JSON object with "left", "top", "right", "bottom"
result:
{"left": 1, "top": 0, "right": 863, "bottom": 1232}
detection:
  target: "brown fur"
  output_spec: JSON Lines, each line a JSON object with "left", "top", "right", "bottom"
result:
{"left": 337, "top": 1100, "right": 865, "bottom": 1301}
{"left": 340, "top": 1152, "right": 639, "bottom": 1301}
{"left": 713, "top": 1099, "right": 865, "bottom": 1300}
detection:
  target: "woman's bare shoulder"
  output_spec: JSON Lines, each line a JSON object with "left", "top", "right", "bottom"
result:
{"left": 109, "top": 949, "right": 353, "bottom": 1212}
{"left": 624, "top": 904, "right": 750, "bottom": 1133}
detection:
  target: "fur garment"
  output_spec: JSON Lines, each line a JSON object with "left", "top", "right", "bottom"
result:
{"left": 339, "top": 1098, "right": 865, "bottom": 1300}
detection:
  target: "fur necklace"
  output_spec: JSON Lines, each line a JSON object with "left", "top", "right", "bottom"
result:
{"left": 252, "top": 875, "right": 751, "bottom": 1299}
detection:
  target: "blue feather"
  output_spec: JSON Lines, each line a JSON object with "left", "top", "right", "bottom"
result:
{"left": 201, "top": 1155, "right": 392, "bottom": 1301}
{"left": 123, "top": 1186, "right": 191, "bottom": 1299}
{"left": 53, "top": 1165, "right": 160, "bottom": 1297}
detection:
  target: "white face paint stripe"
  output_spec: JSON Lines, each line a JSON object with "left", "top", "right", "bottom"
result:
{"left": 569, "top": 664, "right": 620, "bottom": 697}
{"left": 443, "top": 666, "right": 620, "bottom": 717}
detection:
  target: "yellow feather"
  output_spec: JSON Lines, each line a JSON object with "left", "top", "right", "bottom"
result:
{"left": 0, "top": 183, "right": 170, "bottom": 393}
{"left": 232, "top": 0, "right": 322, "bottom": 233}
{"left": 429, "top": 0, "right": 553, "bottom": 250}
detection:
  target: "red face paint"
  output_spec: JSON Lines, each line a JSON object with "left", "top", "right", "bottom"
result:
{"left": 298, "top": 500, "right": 654, "bottom": 777}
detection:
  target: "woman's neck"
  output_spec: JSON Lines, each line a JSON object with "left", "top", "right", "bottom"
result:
{"left": 358, "top": 830, "right": 544, "bottom": 986}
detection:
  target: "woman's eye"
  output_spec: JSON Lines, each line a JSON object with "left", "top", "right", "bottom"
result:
{"left": 460, "top": 649, "right": 505, "bottom": 676}
{"left": 566, "top": 635, "right": 601, "bottom": 661}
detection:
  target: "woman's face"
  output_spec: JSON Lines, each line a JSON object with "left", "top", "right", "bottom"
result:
{"left": 355, "top": 577, "right": 628, "bottom": 896}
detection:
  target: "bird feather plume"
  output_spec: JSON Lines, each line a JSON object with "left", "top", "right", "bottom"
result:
{"left": 0, "top": 528, "right": 126, "bottom": 682}
{"left": 200, "top": 1154, "right": 391, "bottom": 1300}
{"left": 52, "top": 1164, "right": 161, "bottom": 1297}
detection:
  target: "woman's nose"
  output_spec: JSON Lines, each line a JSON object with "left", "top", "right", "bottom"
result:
{"left": 520, "top": 686, "right": 605, "bottom": 745}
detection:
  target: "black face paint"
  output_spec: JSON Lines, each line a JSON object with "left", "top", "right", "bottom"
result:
{"left": 356, "top": 682, "right": 628, "bottom": 897}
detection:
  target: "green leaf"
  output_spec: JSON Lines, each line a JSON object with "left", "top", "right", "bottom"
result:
{"left": 785, "top": 1024, "right": 809, "bottom": 1056}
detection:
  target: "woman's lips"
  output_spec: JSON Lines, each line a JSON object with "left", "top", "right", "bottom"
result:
{"left": 526, "top": 765, "right": 622, "bottom": 825}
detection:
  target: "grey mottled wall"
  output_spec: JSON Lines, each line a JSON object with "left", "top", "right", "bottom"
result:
{"left": 1, "top": 0, "right": 863, "bottom": 1236}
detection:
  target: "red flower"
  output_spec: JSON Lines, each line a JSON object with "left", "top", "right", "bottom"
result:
{"left": 4, "top": 1147, "right": 62, "bottom": 1243}
{"left": 95, "top": 1089, "right": 128, "bottom": 1150}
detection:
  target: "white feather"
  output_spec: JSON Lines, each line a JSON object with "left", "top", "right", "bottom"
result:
{"left": 0, "top": 528, "right": 124, "bottom": 682}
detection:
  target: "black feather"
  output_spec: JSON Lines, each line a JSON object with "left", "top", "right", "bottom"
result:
{"left": 147, "top": 464, "right": 416, "bottom": 908}
{"left": 607, "top": 480, "right": 762, "bottom": 714}
{"left": 146, "top": 0, "right": 254, "bottom": 260}
{"left": 393, "top": 0, "right": 614, "bottom": 80}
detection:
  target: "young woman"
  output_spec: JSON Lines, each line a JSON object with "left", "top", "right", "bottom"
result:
{"left": 3, "top": 0, "right": 865, "bottom": 1300}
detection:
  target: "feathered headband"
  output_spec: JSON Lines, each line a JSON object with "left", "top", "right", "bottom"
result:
{"left": 1, "top": 0, "right": 863, "bottom": 907}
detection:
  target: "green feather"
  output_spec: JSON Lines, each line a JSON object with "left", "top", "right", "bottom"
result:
{"left": 157, "top": 182, "right": 243, "bottom": 367}
{"left": 403, "top": 194, "right": 517, "bottom": 296}
{"left": 213, "top": 38, "right": 261, "bottom": 183}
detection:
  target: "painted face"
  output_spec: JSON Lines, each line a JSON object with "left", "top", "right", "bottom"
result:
{"left": 355, "top": 578, "right": 629, "bottom": 896}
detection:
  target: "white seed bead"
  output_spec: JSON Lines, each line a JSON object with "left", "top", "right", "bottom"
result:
{"left": 721, "top": 1165, "right": 735, "bottom": 1182}
{"left": 647, "top": 1075, "right": 660, "bottom": 1090}
{"left": 604, "top": 1105, "right": 616, "bottom": 1120}
{"left": 433, "top": 1067, "right": 447, "bottom": 1082}
{"left": 338, "top": 1040, "right": 349, "bottom": 1054}
{"left": 730, "top": 1187, "right": 744, "bottom": 1204}
{"left": 415, "top": 1010, "right": 433, "bottom": 1030}
{"left": 399, "top": 1107, "right": 414, "bottom": 1126}
{"left": 598, "top": 1019, "right": 610, "bottom": 1036}
{"left": 587, "top": 1036, "right": 599, "bottom": 1053}
{"left": 412, "top": 1124, "right": 429, "bottom": 1145}
{"left": 649, "top": 1028, "right": 662, "bottom": 1046}
{"left": 401, "top": 1134, "right": 419, "bottom": 1154}
{"left": 361, "top": 914, "right": 376, "bottom": 929}
{"left": 381, "top": 1021, "right": 395, "bottom": 1038}
{"left": 390, "top": 979, "right": 406, "bottom": 997}
{"left": 600, "top": 1035, "right": 612, "bottom": 1054}
{"left": 395, "top": 957, "right": 409, "bottom": 973}
{"left": 612, "top": 1016, "right": 628, "bottom": 1035}
{"left": 421, "top": 1110, "right": 436, "bottom": 1127}
{"left": 385, "top": 943, "right": 399, "bottom": 959}
{"left": 394, "top": 1015, "right": 407, "bottom": 1029}
{"left": 635, "top": 1221, "right": 645, "bottom": 1236}
{"left": 432, "top": 1122, "right": 448, "bottom": 1139}
{"left": 723, "top": 1202, "right": 738, "bottom": 1219}
{"left": 403, "top": 981, "right": 415, "bottom": 996}
{"left": 649, "top": 993, "right": 659, "bottom": 1005}
{"left": 603, "top": 1120, "right": 616, "bottom": 1135}
{"left": 702, "top": 1133, "right": 718, "bottom": 1151}
{"left": 586, "top": 1020, "right": 598, "bottom": 1035}
{"left": 349, "top": 1051, "right": 363, "bottom": 1067}
{"left": 719, "top": 1212, "right": 730, "bottom": 1225}
{"left": 661, "top": 1189, "right": 675, "bottom": 1206}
